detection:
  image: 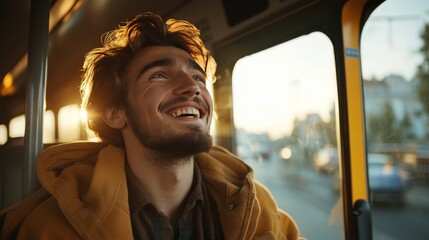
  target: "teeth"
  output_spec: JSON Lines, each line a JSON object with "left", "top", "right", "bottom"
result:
{"left": 172, "top": 107, "right": 200, "bottom": 118}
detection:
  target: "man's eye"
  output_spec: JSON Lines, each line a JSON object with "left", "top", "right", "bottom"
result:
{"left": 151, "top": 72, "right": 168, "bottom": 79}
{"left": 194, "top": 75, "right": 206, "bottom": 83}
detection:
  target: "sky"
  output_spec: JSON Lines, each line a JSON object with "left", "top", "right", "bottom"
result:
{"left": 232, "top": 32, "right": 336, "bottom": 139}
{"left": 361, "top": 0, "right": 429, "bottom": 80}
{"left": 232, "top": 0, "right": 429, "bottom": 140}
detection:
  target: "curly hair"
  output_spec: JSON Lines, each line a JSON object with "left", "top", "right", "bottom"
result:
{"left": 80, "top": 12, "right": 216, "bottom": 147}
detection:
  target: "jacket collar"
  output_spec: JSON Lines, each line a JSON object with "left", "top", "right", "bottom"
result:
{"left": 37, "top": 142, "right": 259, "bottom": 239}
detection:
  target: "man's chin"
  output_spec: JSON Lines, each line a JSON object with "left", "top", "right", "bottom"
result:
{"left": 166, "top": 131, "right": 213, "bottom": 157}
{"left": 139, "top": 129, "right": 213, "bottom": 158}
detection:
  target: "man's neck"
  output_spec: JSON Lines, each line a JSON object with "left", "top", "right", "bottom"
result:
{"left": 126, "top": 145, "right": 195, "bottom": 222}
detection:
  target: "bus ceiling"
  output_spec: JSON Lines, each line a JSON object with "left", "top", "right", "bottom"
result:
{"left": 0, "top": 0, "right": 322, "bottom": 125}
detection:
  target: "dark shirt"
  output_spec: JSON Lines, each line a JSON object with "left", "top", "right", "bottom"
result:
{"left": 126, "top": 162, "right": 223, "bottom": 240}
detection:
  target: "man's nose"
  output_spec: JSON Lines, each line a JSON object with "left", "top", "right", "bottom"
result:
{"left": 173, "top": 72, "right": 201, "bottom": 96}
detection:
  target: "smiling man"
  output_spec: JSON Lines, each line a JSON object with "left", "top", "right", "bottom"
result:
{"left": 0, "top": 12, "right": 302, "bottom": 240}
{"left": 122, "top": 46, "right": 213, "bottom": 159}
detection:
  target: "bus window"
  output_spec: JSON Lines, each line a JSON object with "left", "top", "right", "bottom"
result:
{"left": 9, "top": 114, "right": 25, "bottom": 138}
{"left": 58, "top": 104, "right": 82, "bottom": 142}
{"left": 0, "top": 124, "right": 6, "bottom": 145}
{"left": 43, "top": 110, "right": 55, "bottom": 143}
{"left": 361, "top": 0, "right": 429, "bottom": 239}
{"left": 232, "top": 32, "right": 342, "bottom": 239}
{"left": 8, "top": 111, "right": 55, "bottom": 143}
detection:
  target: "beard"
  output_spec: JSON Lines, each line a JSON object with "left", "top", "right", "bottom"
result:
{"left": 124, "top": 101, "right": 213, "bottom": 161}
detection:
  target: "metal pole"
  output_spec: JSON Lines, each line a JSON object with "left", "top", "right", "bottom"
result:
{"left": 22, "top": 0, "right": 50, "bottom": 198}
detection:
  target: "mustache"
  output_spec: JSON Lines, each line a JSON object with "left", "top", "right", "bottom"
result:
{"left": 159, "top": 96, "right": 209, "bottom": 113}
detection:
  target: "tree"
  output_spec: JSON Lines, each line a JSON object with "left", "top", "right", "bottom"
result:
{"left": 399, "top": 114, "right": 415, "bottom": 141}
{"left": 417, "top": 24, "right": 429, "bottom": 137}
{"left": 366, "top": 102, "right": 401, "bottom": 144}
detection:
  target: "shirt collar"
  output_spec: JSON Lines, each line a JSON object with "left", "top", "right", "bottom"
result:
{"left": 125, "top": 161, "right": 205, "bottom": 215}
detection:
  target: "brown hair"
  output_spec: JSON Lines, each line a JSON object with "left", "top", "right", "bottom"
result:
{"left": 80, "top": 12, "right": 216, "bottom": 147}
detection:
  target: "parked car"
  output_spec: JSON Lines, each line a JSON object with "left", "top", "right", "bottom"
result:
{"left": 367, "top": 153, "right": 410, "bottom": 204}
{"left": 313, "top": 147, "right": 339, "bottom": 174}
{"left": 331, "top": 153, "right": 411, "bottom": 205}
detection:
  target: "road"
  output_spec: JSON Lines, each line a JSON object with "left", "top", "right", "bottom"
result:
{"left": 244, "top": 156, "right": 429, "bottom": 240}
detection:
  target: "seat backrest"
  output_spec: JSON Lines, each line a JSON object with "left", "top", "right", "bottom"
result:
{"left": 0, "top": 138, "right": 25, "bottom": 209}
{"left": 0, "top": 146, "right": 24, "bottom": 209}
{"left": 0, "top": 139, "right": 59, "bottom": 209}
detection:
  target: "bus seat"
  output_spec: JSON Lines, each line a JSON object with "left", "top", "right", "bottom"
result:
{"left": 0, "top": 137, "right": 25, "bottom": 209}
{"left": 0, "top": 139, "right": 61, "bottom": 209}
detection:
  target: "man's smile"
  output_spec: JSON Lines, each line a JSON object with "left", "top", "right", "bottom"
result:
{"left": 171, "top": 106, "right": 200, "bottom": 118}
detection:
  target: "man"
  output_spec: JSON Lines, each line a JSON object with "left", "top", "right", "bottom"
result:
{"left": 0, "top": 12, "right": 302, "bottom": 239}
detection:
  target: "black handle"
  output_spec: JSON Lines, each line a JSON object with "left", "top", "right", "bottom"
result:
{"left": 353, "top": 199, "right": 373, "bottom": 240}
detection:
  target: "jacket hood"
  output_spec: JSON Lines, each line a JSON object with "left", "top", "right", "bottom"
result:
{"left": 36, "top": 141, "right": 258, "bottom": 239}
{"left": 36, "top": 141, "right": 132, "bottom": 239}
{"left": 37, "top": 142, "right": 255, "bottom": 203}
{"left": 33, "top": 142, "right": 299, "bottom": 240}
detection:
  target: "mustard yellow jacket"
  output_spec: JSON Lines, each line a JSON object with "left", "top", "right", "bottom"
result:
{"left": 0, "top": 142, "right": 302, "bottom": 240}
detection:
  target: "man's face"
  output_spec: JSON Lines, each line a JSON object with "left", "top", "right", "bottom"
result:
{"left": 123, "top": 45, "right": 213, "bottom": 157}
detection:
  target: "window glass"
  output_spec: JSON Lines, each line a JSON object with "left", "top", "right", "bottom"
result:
{"left": 43, "top": 110, "right": 55, "bottom": 143}
{"left": 0, "top": 124, "right": 7, "bottom": 145}
{"left": 361, "top": 0, "right": 429, "bottom": 239}
{"left": 8, "top": 111, "right": 55, "bottom": 143}
{"left": 9, "top": 114, "right": 25, "bottom": 138}
{"left": 232, "top": 32, "right": 342, "bottom": 239}
{"left": 58, "top": 104, "right": 82, "bottom": 142}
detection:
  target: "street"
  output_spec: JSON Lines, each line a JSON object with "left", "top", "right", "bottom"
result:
{"left": 245, "top": 156, "right": 429, "bottom": 240}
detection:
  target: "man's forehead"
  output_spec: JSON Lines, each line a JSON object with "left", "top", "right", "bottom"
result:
{"left": 133, "top": 46, "right": 200, "bottom": 68}
{"left": 128, "top": 46, "right": 206, "bottom": 81}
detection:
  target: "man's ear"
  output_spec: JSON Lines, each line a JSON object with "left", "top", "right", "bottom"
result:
{"left": 102, "top": 106, "right": 126, "bottom": 129}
